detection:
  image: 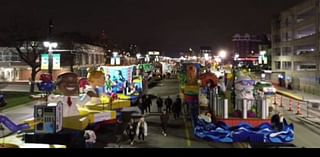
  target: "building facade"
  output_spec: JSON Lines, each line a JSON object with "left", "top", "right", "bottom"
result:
{"left": 0, "top": 42, "right": 106, "bottom": 81}
{"left": 232, "top": 33, "right": 270, "bottom": 58}
{"left": 271, "top": 0, "right": 320, "bottom": 95}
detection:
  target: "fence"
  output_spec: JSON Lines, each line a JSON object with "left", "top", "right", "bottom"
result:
{"left": 272, "top": 94, "right": 320, "bottom": 118}
{"left": 208, "top": 88, "right": 269, "bottom": 119}
{"left": 208, "top": 88, "right": 227, "bottom": 118}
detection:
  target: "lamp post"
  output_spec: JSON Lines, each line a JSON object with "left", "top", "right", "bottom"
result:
{"left": 145, "top": 54, "right": 150, "bottom": 63}
{"left": 218, "top": 50, "right": 227, "bottom": 65}
{"left": 43, "top": 41, "right": 58, "bottom": 75}
{"left": 204, "top": 53, "right": 209, "bottom": 71}
{"left": 232, "top": 53, "right": 239, "bottom": 108}
{"left": 218, "top": 50, "right": 227, "bottom": 86}
{"left": 136, "top": 53, "right": 141, "bottom": 64}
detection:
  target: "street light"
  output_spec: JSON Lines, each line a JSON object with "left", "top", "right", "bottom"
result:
{"left": 43, "top": 41, "right": 58, "bottom": 75}
{"left": 136, "top": 53, "right": 141, "bottom": 64}
{"left": 136, "top": 53, "right": 141, "bottom": 59}
{"left": 234, "top": 53, "right": 239, "bottom": 61}
{"left": 113, "top": 52, "right": 118, "bottom": 57}
{"left": 204, "top": 53, "right": 209, "bottom": 61}
{"left": 218, "top": 50, "right": 227, "bottom": 59}
{"left": 145, "top": 54, "right": 150, "bottom": 62}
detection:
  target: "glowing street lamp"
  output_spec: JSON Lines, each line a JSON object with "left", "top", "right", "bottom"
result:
{"left": 218, "top": 50, "right": 227, "bottom": 59}
{"left": 43, "top": 41, "right": 58, "bottom": 75}
{"left": 136, "top": 53, "right": 141, "bottom": 59}
{"left": 204, "top": 53, "right": 209, "bottom": 61}
{"left": 145, "top": 54, "right": 150, "bottom": 62}
{"left": 113, "top": 52, "right": 118, "bottom": 57}
{"left": 234, "top": 53, "right": 239, "bottom": 61}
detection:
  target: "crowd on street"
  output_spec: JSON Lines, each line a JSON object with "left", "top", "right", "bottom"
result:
{"left": 122, "top": 94, "right": 183, "bottom": 145}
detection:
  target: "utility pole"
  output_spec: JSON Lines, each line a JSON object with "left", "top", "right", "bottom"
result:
{"left": 48, "top": 19, "right": 54, "bottom": 75}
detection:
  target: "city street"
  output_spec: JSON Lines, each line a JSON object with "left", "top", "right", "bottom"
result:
{"left": 102, "top": 78, "right": 235, "bottom": 148}
{"left": 2, "top": 79, "right": 320, "bottom": 148}
{"left": 1, "top": 78, "right": 239, "bottom": 148}
{"left": 1, "top": 100, "right": 41, "bottom": 138}
{"left": 2, "top": 0, "right": 320, "bottom": 150}
{"left": 272, "top": 93, "right": 320, "bottom": 148}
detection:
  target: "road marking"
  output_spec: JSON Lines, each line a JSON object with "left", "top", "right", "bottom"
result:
{"left": 182, "top": 112, "right": 191, "bottom": 147}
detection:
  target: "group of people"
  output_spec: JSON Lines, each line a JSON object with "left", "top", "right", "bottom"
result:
{"left": 137, "top": 95, "right": 153, "bottom": 114}
{"left": 125, "top": 117, "right": 148, "bottom": 145}
{"left": 156, "top": 95, "right": 182, "bottom": 119}
{"left": 126, "top": 94, "right": 183, "bottom": 145}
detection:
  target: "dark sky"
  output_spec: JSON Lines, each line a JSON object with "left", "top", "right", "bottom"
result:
{"left": 0, "top": 0, "right": 303, "bottom": 57}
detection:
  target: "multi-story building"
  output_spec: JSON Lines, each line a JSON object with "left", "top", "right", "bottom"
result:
{"left": 0, "top": 42, "right": 106, "bottom": 81}
{"left": 232, "top": 33, "right": 270, "bottom": 58}
{"left": 0, "top": 47, "right": 22, "bottom": 81}
{"left": 271, "top": 0, "right": 320, "bottom": 95}
{"left": 232, "top": 33, "right": 270, "bottom": 70}
{"left": 199, "top": 46, "right": 212, "bottom": 58}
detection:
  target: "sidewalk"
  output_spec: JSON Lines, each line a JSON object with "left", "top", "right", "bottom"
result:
{"left": 276, "top": 86, "right": 320, "bottom": 101}
{"left": 1, "top": 100, "right": 40, "bottom": 138}
{"left": 276, "top": 86, "right": 320, "bottom": 127}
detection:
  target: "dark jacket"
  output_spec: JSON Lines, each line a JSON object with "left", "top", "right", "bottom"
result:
{"left": 165, "top": 98, "right": 173, "bottom": 106}
{"left": 156, "top": 98, "right": 163, "bottom": 107}
{"left": 126, "top": 124, "right": 136, "bottom": 136}
{"left": 160, "top": 113, "right": 169, "bottom": 124}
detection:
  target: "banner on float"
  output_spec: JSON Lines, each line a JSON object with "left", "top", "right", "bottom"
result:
{"left": 99, "top": 66, "right": 134, "bottom": 83}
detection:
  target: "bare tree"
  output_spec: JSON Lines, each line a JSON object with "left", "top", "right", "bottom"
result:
{"left": 0, "top": 18, "right": 46, "bottom": 93}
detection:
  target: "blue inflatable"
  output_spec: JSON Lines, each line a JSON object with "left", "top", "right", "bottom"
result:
{"left": 192, "top": 114, "right": 294, "bottom": 144}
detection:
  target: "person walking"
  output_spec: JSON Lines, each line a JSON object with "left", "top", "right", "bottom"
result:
{"left": 160, "top": 110, "right": 169, "bottom": 136}
{"left": 126, "top": 119, "right": 136, "bottom": 145}
{"left": 165, "top": 96, "right": 173, "bottom": 113}
{"left": 138, "top": 97, "right": 145, "bottom": 115}
{"left": 84, "top": 130, "right": 96, "bottom": 148}
{"left": 136, "top": 117, "right": 148, "bottom": 141}
{"left": 173, "top": 95, "right": 182, "bottom": 119}
{"left": 145, "top": 95, "right": 152, "bottom": 113}
{"left": 156, "top": 96, "right": 163, "bottom": 113}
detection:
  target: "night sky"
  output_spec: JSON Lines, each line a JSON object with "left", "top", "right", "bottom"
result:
{"left": 0, "top": 0, "right": 304, "bottom": 57}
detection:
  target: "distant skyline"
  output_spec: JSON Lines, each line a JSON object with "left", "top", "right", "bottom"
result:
{"left": 0, "top": 0, "right": 304, "bottom": 57}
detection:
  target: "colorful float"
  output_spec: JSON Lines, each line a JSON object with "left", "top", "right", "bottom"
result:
{"left": 193, "top": 112, "right": 294, "bottom": 143}
{"left": 178, "top": 63, "right": 201, "bottom": 105}
{"left": 189, "top": 65, "right": 295, "bottom": 144}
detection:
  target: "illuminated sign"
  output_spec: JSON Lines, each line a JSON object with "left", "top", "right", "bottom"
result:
{"left": 237, "top": 57, "right": 258, "bottom": 61}
{"left": 111, "top": 57, "right": 120, "bottom": 65}
{"left": 258, "top": 56, "right": 268, "bottom": 64}
{"left": 148, "top": 51, "right": 160, "bottom": 56}
{"left": 41, "top": 54, "right": 61, "bottom": 70}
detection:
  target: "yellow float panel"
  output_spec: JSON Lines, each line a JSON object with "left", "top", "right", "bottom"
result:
{"left": 111, "top": 100, "right": 131, "bottom": 109}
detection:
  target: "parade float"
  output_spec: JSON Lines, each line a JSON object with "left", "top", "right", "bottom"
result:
{"left": 191, "top": 67, "right": 295, "bottom": 144}
{"left": 98, "top": 65, "right": 141, "bottom": 106}
{"left": 0, "top": 65, "right": 146, "bottom": 147}
{"left": 178, "top": 63, "right": 201, "bottom": 105}
{"left": 22, "top": 72, "right": 118, "bottom": 132}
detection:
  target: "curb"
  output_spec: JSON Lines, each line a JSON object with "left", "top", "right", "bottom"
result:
{"left": 296, "top": 116, "right": 320, "bottom": 130}
{"left": 233, "top": 142, "right": 251, "bottom": 148}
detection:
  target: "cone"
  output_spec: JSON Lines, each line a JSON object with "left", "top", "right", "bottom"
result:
{"left": 288, "top": 99, "right": 293, "bottom": 111}
{"left": 296, "top": 101, "right": 302, "bottom": 115}
{"left": 273, "top": 96, "right": 277, "bottom": 105}
{"left": 279, "top": 96, "right": 283, "bottom": 107}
